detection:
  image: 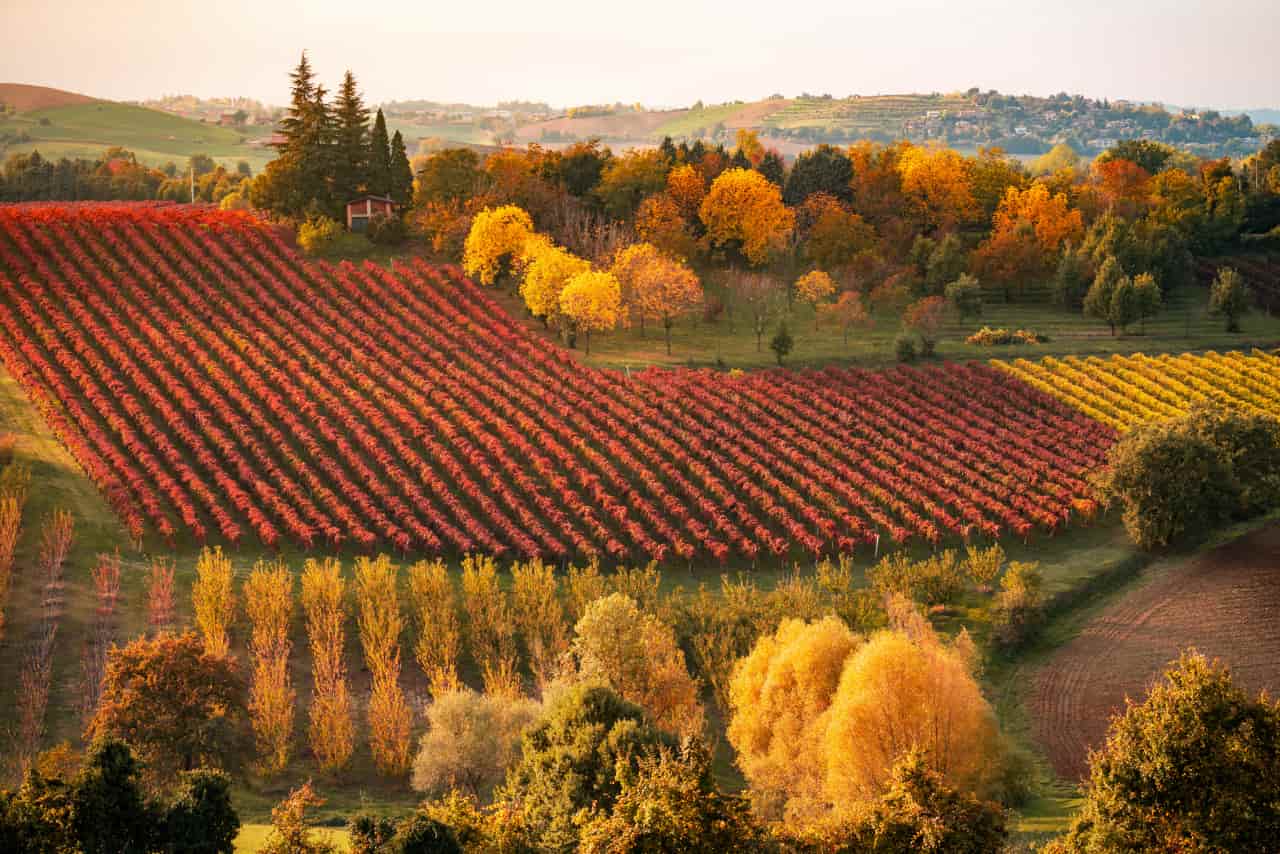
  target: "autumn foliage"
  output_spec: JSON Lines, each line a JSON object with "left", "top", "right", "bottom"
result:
{"left": 301, "top": 557, "right": 354, "bottom": 771}
{"left": 193, "top": 546, "right": 236, "bottom": 658}
{"left": 699, "top": 168, "right": 795, "bottom": 265}
{"left": 355, "top": 555, "right": 413, "bottom": 775}
{"left": 244, "top": 560, "right": 296, "bottom": 773}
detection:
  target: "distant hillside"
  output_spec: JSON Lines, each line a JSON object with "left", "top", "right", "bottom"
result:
{"left": 405, "top": 90, "right": 1269, "bottom": 159}
{"left": 0, "top": 87, "right": 274, "bottom": 171}
{"left": 0, "top": 82, "right": 97, "bottom": 113}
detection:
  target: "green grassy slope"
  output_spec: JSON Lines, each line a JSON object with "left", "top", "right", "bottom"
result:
{"left": 0, "top": 101, "right": 272, "bottom": 171}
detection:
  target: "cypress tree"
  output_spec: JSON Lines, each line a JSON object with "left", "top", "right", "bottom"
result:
{"left": 333, "top": 70, "right": 370, "bottom": 204}
{"left": 389, "top": 130, "right": 413, "bottom": 206}
{"left": 368, "top": 109, "right": 392, "bottom": 197}
{"left": 261, "top": 52, "right": 336, "bottom": 217}
{"left": 277, "top": 52, "right": 317, "bottom": 152}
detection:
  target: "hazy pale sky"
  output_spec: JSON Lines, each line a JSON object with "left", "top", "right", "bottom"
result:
{"left": 3, "top": 0, "right": 1277, "bottom": 109}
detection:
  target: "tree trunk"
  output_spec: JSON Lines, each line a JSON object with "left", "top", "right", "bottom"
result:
{"left": 664, "top": 320, "right": 673, "bottom": 356}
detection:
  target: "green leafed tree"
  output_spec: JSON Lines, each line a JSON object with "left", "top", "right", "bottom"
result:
{"left": 1047, "top": 652, "right": 1280, "bottom": 854}
{"left": 1208, "top": 266, "right": 1251, "bottom": 332}
{"left": 368, "top": 108, "right": 392, "bottom": 198}
{"left": 331, "top": 70, "right": 370, "bottom": 205}
{"left": 389, "top": 130, "right": 413, "bottom": 206}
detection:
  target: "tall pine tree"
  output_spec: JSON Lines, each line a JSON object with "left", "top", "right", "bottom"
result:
{"left": 368, "top": 109, "right": 392, "bottom": 197}
{"left": 254, "top": 52, "right": 336, "bottom": 217}
{"left": 389, "top": 131, "right": 413, "bottom": 206}
{"left": 332, "top": 70, "right": 370, "bottom": 204}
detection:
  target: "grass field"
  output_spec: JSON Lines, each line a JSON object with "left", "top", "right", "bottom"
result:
{"left": 492, "top": 278, "right": 1280, "bottom": 371}
{"left": 652, "top": 103, "right": 753, "bottom": 139}
{"left": 0, "top": 101, "right": 272, "bottom": 171}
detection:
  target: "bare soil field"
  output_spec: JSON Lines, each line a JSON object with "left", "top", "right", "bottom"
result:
{"left": 0, "top": 82, "right": 98, "bottom": 112}
{"left": 1031, "top": 524, "right": 1280, "bottom": 781}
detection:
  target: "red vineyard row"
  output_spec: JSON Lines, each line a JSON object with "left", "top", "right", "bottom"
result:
{"left": 0, "top": 203, "right": 1115, "bottom": 562}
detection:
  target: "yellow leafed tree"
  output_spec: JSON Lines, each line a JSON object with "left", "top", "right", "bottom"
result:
{"left": 244, "top": 560, "right": 295, "bottom": 774}
{"left": 519, "top": 242, "right": 592, "bottom": 324}
{"left": 897, "top": 144, "right": 978, "bottom": 232}
{"left": 407, "top": 559, "right": 461, "bottom": 697}
{"left": 726, "top": 616, "right": 861, "bottom": 821}
{"left": 665, "top": 163, "right": 706, "bottom": 221}
{"left": 193, "top": 546, "right": 236, "bottom": 658}
{"left": 559, "top": 270, "right": 622, "bottom": 354}
{"left": 698, "top": 168, "right": 794, "bottom": 266}
{"left": 511, "top": 558, "right": 569, "bottom": 692}
{"left": 462, "top": 205, "right": 535, "bottom": 285}
{"left": 794, "top": 270, "right": 837, "bottom": 313}
{"left": 460, "top": 554, "right": 520, "bottom": 697}
{"left": 610, "top": 243, "right": 703, "bottom": 354}
{"left": 300, "top": 557, "right": 353, "bottom": 771}
{"left": 355, "top": 555, "right": 413, "bottom": 775}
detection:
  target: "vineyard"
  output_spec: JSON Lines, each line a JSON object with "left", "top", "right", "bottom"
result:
{"left": 0, "top": 203, "right": 1120, "bottom": 563}
{"left": 997, "top": 351, "right": 1280, "bottom": 431}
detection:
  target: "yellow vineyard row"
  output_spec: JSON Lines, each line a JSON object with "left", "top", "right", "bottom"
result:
{"left": 993, "top": 350, "right": 1280, "bottom": 431}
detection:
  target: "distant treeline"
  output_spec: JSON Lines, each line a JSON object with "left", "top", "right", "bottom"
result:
{"left": 0, "top": 147, "right": 253, "bottom": 205}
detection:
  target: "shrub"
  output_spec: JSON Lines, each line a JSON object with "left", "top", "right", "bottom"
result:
{"left": 866, "top": 550, "right": 966, "bottom": 606}
{"left": 1208, "top": 266, "right": 1251, "bottom": 332}
{"left": 1047, "top": 652, "right": 1280, "bottom": 853}
{"left": 893, "top": 332, "right": 917, "bottom": 362}
{"left": 945, "top": 272, "right": 983, "bottom": 320}
{"left": 297, "top": 216, "right": 343, "bottom": 255}
{"left": 411, "top": 689, "right": 540, "bottom": 801}
{"left": 769, "top": 321, "right": 793, "bottom": 365}
{"left": 366, "top": 211, "right": 407, "bottom": 246}
{"left": 990, "top": 560, "right": 1044, "bottom": 650}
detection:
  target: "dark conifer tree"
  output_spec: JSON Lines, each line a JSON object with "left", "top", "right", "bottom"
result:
{"left": 332, "top": 70, "right": 370, "bottom": 204}
{"left": 368, "top": 109, "right": 392, "bottom": 196}
{"left": 758, "top": 150, "right": 786, "bottom": 187}
{"left": 389, "top": 130, "right": 413, "bottom": 206}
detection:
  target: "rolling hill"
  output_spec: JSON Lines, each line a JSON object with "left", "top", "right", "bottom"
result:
{"left": 0, "top": 83, "right": 274, "bottom": 171}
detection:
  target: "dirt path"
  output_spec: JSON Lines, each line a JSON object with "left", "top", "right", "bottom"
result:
{"left": 1031, "top": 524, "right": 1280, "bottom": 781}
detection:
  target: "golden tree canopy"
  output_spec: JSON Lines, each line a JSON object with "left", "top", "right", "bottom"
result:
{"left": 726, "top": 616, "right": 861, "bottom": 821}
{"left": 559, "top": 270, "right": 623, "bottom": 337}
{"left": 794, "top": 270, "right": 837, "bottom": 308}
{"left": 897, "top": 145, "right": 978, "bottom": 232}
{"left": 823, "top": 629, "right": 1001, "bottom": 806}
{"left": 665, "top": 163, "right": 706, "bottom": 221}
{"left": 462, "top": 204, "right": 535, "bottom": 285}
{"left": 699, "top": 168, "right": 795, "bottom": 266}
{"left": 635, "top": 193, "right": 696, "bottom": 261}
{"left": 991, "top": 183, "right": 1083, "bottom": 255}
{"left": 520, "top": 242, "right": 591, "bottom": 322}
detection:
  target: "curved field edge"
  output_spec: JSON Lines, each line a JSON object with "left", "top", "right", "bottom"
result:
{"left": 989, "top": 511, "right": 1280, "bottom": 849}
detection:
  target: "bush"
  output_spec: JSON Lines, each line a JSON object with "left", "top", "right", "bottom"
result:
{"left": 769, "top": 321, "right": 793, "bottom": 365}
{"left": 893, "top": 333, "right": 917, "bottom": 362}
{"left": 990, "top": 560, "right": 1044, "bottom": 650}
{"left": 1097, "top": 405, "right": 1280, "bottom": 549}
{"left": 297, "top": 216, "right": 343, "bottom": 255}
{"left": 945, "top": 273, "right": 983, "bottom": 320}
{"left": 965, "top": 326, "right": 1046, "bottom": 346}
{"left": 866, "top": 550, "right": 966, "bottom": 606}
{"left": 367, "top": 212, "right": 408, "bottom": 246}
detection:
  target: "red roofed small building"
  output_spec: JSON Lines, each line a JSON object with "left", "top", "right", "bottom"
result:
{"left": 345, "top": 195, "right": 397, "bottom": 232}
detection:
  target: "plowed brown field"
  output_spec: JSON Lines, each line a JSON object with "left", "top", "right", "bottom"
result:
{"left": 1031, "top": 524, "right": 1280, "bottom": 781}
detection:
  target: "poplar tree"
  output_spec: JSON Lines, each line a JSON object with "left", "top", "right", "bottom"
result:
{"left": 389, "top": 130, "right": 413, "bottom": 205}
{"left": 332, "top": 70, "right": 370, "bottom": 204}
{"left": 368, "top": 109, "right": 392, "bottom": 196}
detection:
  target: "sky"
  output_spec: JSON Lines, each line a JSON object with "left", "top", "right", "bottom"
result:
{"left": 3, "top": 0, "right": 1278, "bottom": 110}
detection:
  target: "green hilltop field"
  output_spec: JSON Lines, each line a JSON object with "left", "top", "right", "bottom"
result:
{"left": 0, "top": 84, "right": 274, "bottom": 171}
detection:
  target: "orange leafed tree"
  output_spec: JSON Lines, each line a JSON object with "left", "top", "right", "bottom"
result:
{"left": 610, "top": 243, "right": 703, "bottom": 354}
{"left": 665, "top": 163, "right": 706, "bottom": 221}
{"left": 193, "top": 546, "right": 236, "bottom": 658}
{"left": 635, "top": 193, "right": 697, "bottom": 261}
{"left": 820, "top": 290, "right": 872, "bottom": 346}
{"left": 244, "top": 560, "right": 295, "bottom": 774}
{"left": 355, "top": 555, "right": 413, "bottom": 775}
{"left": 1092, "top": 158, "right": 1153, "bottom": 217}
{"left": 699, "top": 168, "right": 794, "bottom": 266}
{"left": 147, "top": 556, "right": 176, "bottom": 634}
{"left": 301, "top": 557, "right": 354, "bottom": 771}
{"left": 991, "top": 183, "right": 1083, "bottom": 254}
{"left": 0, "top": 494, "right": 21, "bottom": 645}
